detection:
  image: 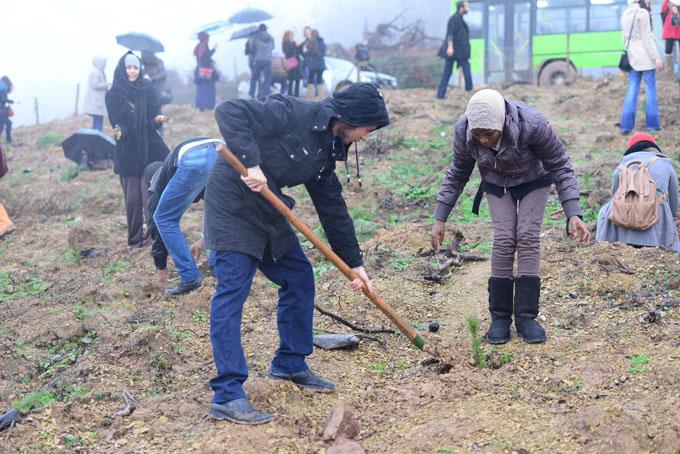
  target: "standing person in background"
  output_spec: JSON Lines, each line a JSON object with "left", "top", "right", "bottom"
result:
{"left": 282, "top": 30, "right": 302, "bottom": 97}
{"left": 436, "top": 1, "right": 472, "bottom": 99}
{"left": 620, "top": 0, "right": 663, "bottom": 134}
{"left": 83, "top": 57, "right": 108, "bottom": 131}
{"left": 106, "top": 52, "right": 170, "bottom": 249}
{"left": 304, "top": 29, "right": 326, "bottom": 100}
{"left": 0, "top": 76, "right": 14, "bottom": 145}
{"left": 661, "top": 0, "right": 680, "bottom": 69}
{"left": 194, "top": 32, "right": 218, "bottom": 111}
{"left": 142, "top": 51, "right": 172, "bottom": 107}
{"left": 300, "top": 26, "right": 313, "bottom": 85}
{"left": 248, "top": 24, "right": 275, "bottom": 98}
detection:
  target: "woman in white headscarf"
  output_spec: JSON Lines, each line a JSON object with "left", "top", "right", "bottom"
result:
{"left": 432, "top": 89, "right": 590, "bottom": 345}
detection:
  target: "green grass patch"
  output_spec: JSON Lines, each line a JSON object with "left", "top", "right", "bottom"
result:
{"left": 313, "top": 260, "right": 334, "bottom": 279}
{"left": 60, "top": 164, "right": 81, "bottom": 182}
{"left": 628, "top": 353, "right": 650, "bottom": 375}
{"left": 500, "top": 352, "right": 514, "bottom": 364}
{"left": 0, "top": 272, "right": 49, "bottom": 302}
{"left": 369, "top": 363, "right": 387, "bottom": 372}
{"left": 12, "top": 389, "right": 55, "bottom": 413}
{"left": 37, "top": 132, "right": 65, "bottom": 148}
{"left": 389, "top": 257, "right": 414, "bottom": 272}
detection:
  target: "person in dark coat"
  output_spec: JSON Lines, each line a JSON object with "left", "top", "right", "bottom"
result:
{"left": 0, "top": 76, "right": 14, "bottom": 145}
{"left": 431, "top": 89, "right": 590, "bottom": 346}
{"left": 105, "top": 52, "right": 170, "bottom": 248}
{"left": 205, "top": 83, "right": 389, "bottom": 425}
{"left": 194, "top": 32, "right": 219, "bottom": 111}
{"left": 304, "top": 29, "right": 326, "bottom": 99}
{"left": 437, "top": 1, "right": 473, "bottom": 98}
{"left": 282, "top": 30, "right": 302, "bottom": 97}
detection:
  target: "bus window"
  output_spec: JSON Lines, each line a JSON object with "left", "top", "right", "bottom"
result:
{"left": 468, "top": 3, "right": 484, "bottom": 39}
{"left": 536, "top": 0, "right": 587, "bottom": 34}
{"left": 589, "top": 0, "right": 627, "bottom": 32}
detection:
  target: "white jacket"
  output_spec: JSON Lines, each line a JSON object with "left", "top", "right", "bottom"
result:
{"left": 83, "top": 56, "right": 108, "bottom": 116}
{"left": 622, "top": 3, "right": 660, "bottom": 71}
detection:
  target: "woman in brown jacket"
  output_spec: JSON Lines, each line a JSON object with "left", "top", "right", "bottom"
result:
{"left": 431, "top": 89, "right": 590, "bottom": 344}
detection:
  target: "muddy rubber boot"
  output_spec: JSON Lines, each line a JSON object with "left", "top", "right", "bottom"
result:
{"left": 484, "top": 277, "right": 514, "bottom": 344}
{"left": 514, "top": 275, "right": 546, "bottom": 343}
{"left": 664, "top": 54, "right": 672, "bottom": 72}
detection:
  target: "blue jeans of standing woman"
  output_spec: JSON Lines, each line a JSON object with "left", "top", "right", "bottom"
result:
{"left": 154, "top": 143, "right": 217, "bottom": 285}
{"left": 0, "top": 115, "right": 12, "bottom": 144}
{"left": 620, "top": 69, "right": 659, "bottom": 133}
{"left": 90, "top": 114, "right": 103, "bottom": 131}
{"left": 209, "top": 243, "right": 315, "bottom": 404}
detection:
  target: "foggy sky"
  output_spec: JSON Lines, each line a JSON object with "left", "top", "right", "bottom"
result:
{"left": 2, "top": 0, "right": 450, "bottom": 127}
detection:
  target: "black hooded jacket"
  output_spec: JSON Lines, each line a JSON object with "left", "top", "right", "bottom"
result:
{"left": 105, "top": 52, "right": 170, "bottom": 177}
{"left": 205, "top": 84, "right": 389, "bottom": 267}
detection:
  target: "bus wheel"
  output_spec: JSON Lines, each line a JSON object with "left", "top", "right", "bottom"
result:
{"left": 538, "top": 61, "right": 576, "bottom": 86}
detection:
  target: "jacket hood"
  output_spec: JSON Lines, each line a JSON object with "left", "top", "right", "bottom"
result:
{"left": 328, "top": 83, "right": 390, "bottom": 130}
{"left": 92, "top": 56, "right": 106, "bottom": 71}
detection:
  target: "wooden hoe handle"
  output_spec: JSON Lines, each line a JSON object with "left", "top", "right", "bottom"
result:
{"left": 218, "top": 145, "right": 425, "bottom": 350}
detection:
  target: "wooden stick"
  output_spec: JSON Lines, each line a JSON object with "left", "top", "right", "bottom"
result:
{"left": 218, "top": 146, "right": 425, "bottom": 350}
{"left": 314, "top": 304, "right": 396, "bottom": 334}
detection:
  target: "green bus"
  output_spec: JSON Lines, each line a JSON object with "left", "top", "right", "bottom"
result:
{"left": 451, "top": 0, "right": 649, "bottom": 85}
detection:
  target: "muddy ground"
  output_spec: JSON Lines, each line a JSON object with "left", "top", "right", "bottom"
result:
{"left": 0, "top": 73, "right": 679, "bottom": 453}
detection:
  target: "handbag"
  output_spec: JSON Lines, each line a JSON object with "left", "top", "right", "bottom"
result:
{"left": 672, "top": 13, "right": 680, "bottom": 26}
{"left": 619, "top": 10, "right": 638, "bottom": 72}
{"left": 286, "top": 55, "right": 299, "bottom": 71}
{"left": 198, "top": 66, "right": 214, "bottom": 80}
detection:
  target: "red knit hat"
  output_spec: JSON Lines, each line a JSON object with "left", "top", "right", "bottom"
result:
{"left": 627, "top": 132, "right": 656, "bottom": 150}
{"left": 625, "top": 132, "right": 660, "bottom": 155}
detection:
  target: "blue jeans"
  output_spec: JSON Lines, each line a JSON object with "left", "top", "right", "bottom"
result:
{"left": 250, "top": 60, "right": 272, "bottom": 97}
{"left": 437, "top": 58, "right": 473, "bottom": 98}
{"left": 90, "top": 114, "right": 103, "bottom": 131}
{"left": 154, "top": 143, "right": 217, "bottom": 284}
{"left": 620, "top": 69, "right": 659, "bottom": 133}
{"left": 0, "top": 116, "right": 12, "bottom": 143}
{"left": 209, "top": 244, "right": 315, "bottom": 404}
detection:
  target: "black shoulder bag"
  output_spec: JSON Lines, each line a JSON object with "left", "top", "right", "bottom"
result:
{"left": 619, "top": 10, "right": 638, "bottom": 72}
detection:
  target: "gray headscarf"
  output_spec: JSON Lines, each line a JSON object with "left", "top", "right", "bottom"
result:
{"left": 465, "top": 89, "right": 506, "bottom": 131}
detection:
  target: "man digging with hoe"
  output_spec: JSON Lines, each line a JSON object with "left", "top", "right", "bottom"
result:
{"left": 204, "top": 83, "right": 389, "bottom": 425}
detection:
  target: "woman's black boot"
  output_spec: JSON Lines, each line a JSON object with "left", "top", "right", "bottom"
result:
{"left": 514, "top": 275, "right": 547, "bottom": 343}
{"left": 485, "top": 277, "right": 514, "bottom": 344}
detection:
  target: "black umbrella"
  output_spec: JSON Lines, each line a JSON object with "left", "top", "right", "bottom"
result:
{"left": 230, "top": 25, "right": 259, "bottom": 41}
{"left": 116, "top": 32, "right": 165, "bottom": 53}
{"left": 62, "top": 129, "right": 115, "bottom": 170}
{"left": 228, "top": 7, "right": 273, "bottom": 24}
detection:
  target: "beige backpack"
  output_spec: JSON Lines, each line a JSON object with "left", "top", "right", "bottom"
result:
{"left": 608, "top": 155, "right": 668, "bottom": 231}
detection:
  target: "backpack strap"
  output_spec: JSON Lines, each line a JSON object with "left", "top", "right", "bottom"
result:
{"left": 644, "top": 155, "right": 661, "bottom": 168}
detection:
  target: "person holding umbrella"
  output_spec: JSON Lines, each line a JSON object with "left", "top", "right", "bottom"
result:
{"left": 194, "top": 32, "right": 219, "bottom": 111}
{"left": 205, "top": 83, "right": 389, "bottom": 424}
{"left": 106, "top": 51, "right": 170, "bottom": 249}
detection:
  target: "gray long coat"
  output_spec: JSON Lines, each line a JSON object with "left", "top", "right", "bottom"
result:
{"left": 83, "top": 57, "right": 107, "bottom": 116}
{"left": 596, "top": 150, "right": 679, "bottom": 253}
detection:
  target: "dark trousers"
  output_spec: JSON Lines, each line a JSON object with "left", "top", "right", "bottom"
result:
{"left": 250, "top": 60, "right": 272, "bottom": 97}
{"left": 287, "top": 75, "right": 301, "bottom": 97}
{"left": 0, "top": 116, "right": 12, "bottom": 144}
{"left": 119, "top": 175, "right": 149, "bottom": 247}
{"left": 437, "top": 58, "right": 473, "bottom": 98}
{"left": 90, "top": 114, "right": 103, "bottom": 131}
{"left": 209, "top": 243, "right": 315, "bottom": 404}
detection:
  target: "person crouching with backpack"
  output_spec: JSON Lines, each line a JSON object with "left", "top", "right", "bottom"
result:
{"left": 596, "top": 132, "right": 679, "bottom": 253}
{"left": 431, "top": 89, "right": 591, "bottom": 345}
